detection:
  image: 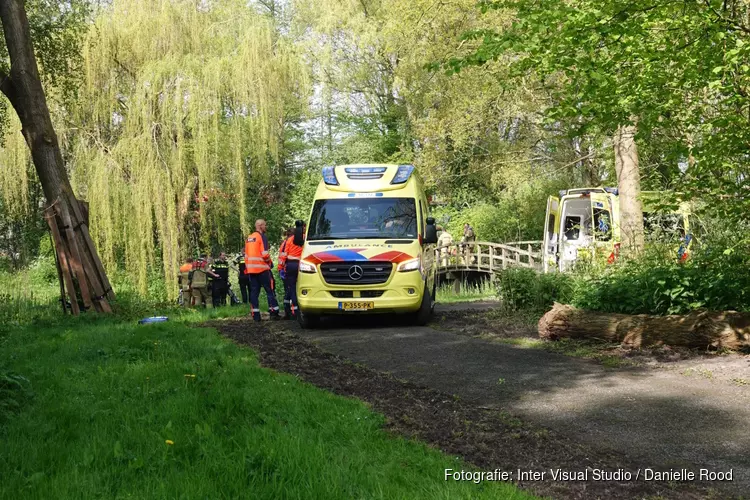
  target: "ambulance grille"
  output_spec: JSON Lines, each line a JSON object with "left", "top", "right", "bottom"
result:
{"left": 330, "top": 290, "right": 385, "bottom": 298}
{"left": 346, "top": 173, "right": 384, "bottom": 180}
{"left": 320, "top": 261, "right": 393, "bottom": 285}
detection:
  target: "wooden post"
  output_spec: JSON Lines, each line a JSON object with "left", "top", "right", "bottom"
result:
{"left": 47, "top": 220, "right": 66, "bottom": 314}
{"left": 58, "top": 204, "right": 94, "bottom": 311}
{"left": 68, "top": 194, "right": 114, "bottom": 302}
{"left": 501, "top": 247, "right": 507, "bottom": 269}
{"left": 528, "top": 244, "right": 534, "bottom": 267}
{"left": 45, "top": 207, "right": 79, "bottom": 315}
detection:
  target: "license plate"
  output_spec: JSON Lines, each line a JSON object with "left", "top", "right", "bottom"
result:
{"left": 338, "top": 301, "right": 374, "bottom": 311}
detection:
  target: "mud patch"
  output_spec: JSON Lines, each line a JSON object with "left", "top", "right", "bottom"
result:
{"left": 211, "top": 318, "right": 715, "bottom": 500}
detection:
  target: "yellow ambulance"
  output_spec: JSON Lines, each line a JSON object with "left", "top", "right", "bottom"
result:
{"left": 543, "top": 187, "right": 692, "bottom": 272}
{"left": 295, "top": 164, "right": 438, "bottom": 328}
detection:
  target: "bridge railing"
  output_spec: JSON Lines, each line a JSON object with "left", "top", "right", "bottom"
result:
{"left": 434, "top": 241, "right": 543, "bottom": 273}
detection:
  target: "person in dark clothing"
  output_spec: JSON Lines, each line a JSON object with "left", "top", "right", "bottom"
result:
{"left": 277, "top": 228, "right": 294, "bottom": 318}
{"left": 211, "top": 252, "right": 230, "bottom": 307}
{"left": 236, "top": 254, "right": 250, "bottom": 303}
{"left": 279, "top": 221, "right": 305, "bottom": 319}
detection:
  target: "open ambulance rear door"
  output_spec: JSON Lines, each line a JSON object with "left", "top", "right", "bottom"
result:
{"left": 543, "top": 196, "right": 560, "bottom": 273}
{"left": 590, "top": 192, "right": 616, "bottom": 263}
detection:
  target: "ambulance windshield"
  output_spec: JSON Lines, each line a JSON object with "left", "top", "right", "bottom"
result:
{"left": 307, "top": 198, "right": 418, "bottom": 240}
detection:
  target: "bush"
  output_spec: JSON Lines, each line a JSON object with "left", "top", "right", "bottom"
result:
{"left": 497, "top": 267, "right": 572, "bottom": 312}
{"left": 569, "top": 243, "right": 750, "bottom": 315}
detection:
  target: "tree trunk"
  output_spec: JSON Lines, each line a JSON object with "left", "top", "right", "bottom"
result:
{"left": 538, "top": 303, "right": 750, "bottom": 350}
{"left": 0, "top": 0, "right": 114, "bottom": 312}
{"left": 613, "top": 124, "right": 644, "bottom": 253}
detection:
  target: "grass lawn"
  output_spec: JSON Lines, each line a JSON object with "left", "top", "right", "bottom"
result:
{"left": 0, "top": 311, "right": 534, "bottom": 499}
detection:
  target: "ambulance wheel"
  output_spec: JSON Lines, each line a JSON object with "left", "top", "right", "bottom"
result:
{"left": 413, "top": 287, "right": 433, "bottom": 326}
{"left": 297, "top": 309, "right": 320, "bottom": 329}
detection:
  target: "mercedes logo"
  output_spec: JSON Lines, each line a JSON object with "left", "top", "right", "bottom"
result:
{"left": 348, "top": 265, "right": 364, "bottom": 281}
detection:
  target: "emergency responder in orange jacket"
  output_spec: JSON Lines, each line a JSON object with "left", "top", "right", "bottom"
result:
{"left": 245, "top": 219, "right": 281, "bottom": 321}
{"left": 278, "top": 220, "right": 305, "bottom": 320}
{"left": 277, "top": 228, "right": 294, "bottom": 319}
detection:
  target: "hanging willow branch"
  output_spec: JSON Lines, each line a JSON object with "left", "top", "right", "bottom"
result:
{"left": 1, "top": 0, "right": 310, "bottom": 297}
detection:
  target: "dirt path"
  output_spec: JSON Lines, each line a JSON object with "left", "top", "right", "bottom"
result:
{"left": 212, "top": 302, "right": 749, "bottom": 498}
{"left": 292, "top": 304, "right": 749, "bottom": 496}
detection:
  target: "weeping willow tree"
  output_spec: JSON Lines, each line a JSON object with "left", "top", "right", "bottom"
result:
{"left": 60, "top": 0, "right": 309, "bottom": 296}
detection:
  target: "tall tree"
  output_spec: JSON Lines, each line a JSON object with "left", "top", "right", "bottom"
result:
{"left": 613, "top": 124, "right": 644, "bottom": 251}
{"left": 0, "top": 0, "right": 113, "bottom": 306}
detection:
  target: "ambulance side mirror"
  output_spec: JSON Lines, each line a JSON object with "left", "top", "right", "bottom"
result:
{"left": 424, "top": 217, "right": 438, "bottom": 245}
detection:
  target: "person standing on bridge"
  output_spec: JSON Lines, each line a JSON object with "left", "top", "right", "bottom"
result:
{"left": 461, "top": 223, "right": 477, "bottom": 265}
{"left": 437, "top": 226, "right": 454, "bottom": 267}
{"left": 244, "top": 219, "right": 281, "bottom": 322}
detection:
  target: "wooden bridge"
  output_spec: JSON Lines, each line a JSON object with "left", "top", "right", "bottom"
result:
{"left": 434, "top": 241, "right": 543, "bottom": 275}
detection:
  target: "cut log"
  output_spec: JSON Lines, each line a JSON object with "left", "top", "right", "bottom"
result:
{"left": 538, "top": 303, "right": 750, "bottom": 350}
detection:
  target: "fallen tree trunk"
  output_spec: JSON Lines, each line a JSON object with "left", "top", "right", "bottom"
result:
{"left": 538, "top": 303, "right": 750, "bottom": 350}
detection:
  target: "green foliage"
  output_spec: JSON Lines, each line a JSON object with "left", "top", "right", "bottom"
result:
{"left": 0, "top": 0, "right": 92, "bottom": 128}
{"left": 0, "top": 315, "right": 532, "bottom": 499}
{"left": 570, "top": 243, "right": 750, "bottom": 316}
{"left": 287, "top": 167, "right": 320, "bottom": 225}
{"left": 497, "top": 224, "right": 750, "bottom": 316}
{"left": 432, "top": 178, "right": 568, "bottom": 243}
{"left": 497, "top": 268, "right": 572, "bottom": 313}
{"left": 457, "top": 0, "right": 750, "bottom": 223}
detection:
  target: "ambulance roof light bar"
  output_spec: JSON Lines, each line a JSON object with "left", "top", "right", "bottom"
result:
{"left": 559, "top": 187, "right": 619, "bottom": 197}
{"left": 391, "top": 164, "right": 415, "bottom": 185}
{"left": 322, "top": 166, "right": 339, "bottom": 186}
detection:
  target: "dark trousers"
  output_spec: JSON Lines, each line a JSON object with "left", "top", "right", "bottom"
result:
{"left": 249, "top": 271, "right": 280, "bottom": 320}
{"left": 212, "top": 281, "right": 228, "bottom": 307}
{"left": 238, "top": 277, "right": 250, "bottom": 303}
{"left": 285, "top": 262, "right": 299, "bottom": 317}
{"left": 281, "top": 275, "right": 290, "bottom": 316}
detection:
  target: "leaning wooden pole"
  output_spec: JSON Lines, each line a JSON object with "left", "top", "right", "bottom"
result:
{"left": 44, "top": 206, "right": 79, "bottom": 315}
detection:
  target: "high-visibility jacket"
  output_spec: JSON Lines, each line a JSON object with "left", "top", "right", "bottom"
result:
{"left": 244, "top": 231, "right": 272, "bottom": 274}
{"left": 179, "top": 263, "right": 193, "bottom": 273}
{"left": 278, "top": 235, "right": 303, "bottom": 272}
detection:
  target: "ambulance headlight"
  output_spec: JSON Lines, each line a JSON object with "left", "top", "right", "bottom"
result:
{"left": 397, "top": 257, "right": 421, "bottom": 272}
{"left": 299, "top": 260, "right": 317, "bottom": 274}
